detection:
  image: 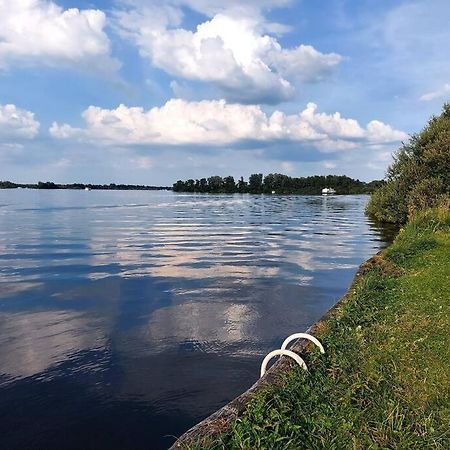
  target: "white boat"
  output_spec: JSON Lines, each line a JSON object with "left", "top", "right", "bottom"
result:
{"left": 85, "top": 187, "right": 91, "bottom": 191}
{"left": 322, "top": 187, "right": 336, "bottom": 195}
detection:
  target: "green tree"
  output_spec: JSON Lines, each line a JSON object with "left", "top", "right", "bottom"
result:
{"left": 37, "top": 181, "right": 57, "bottom": 189}
{"left": 264, "top": 173, "right": 292, "bottom": 193}
{"left": 367, "top": 103, "right": 450, "bottom": 223}
{"left": 0, "top": 181, "right": 18, "bottom": 189}
{"left": 185, "top": 179, "right": 195, "bottom": 192}
{"left": 173, "top": 180, "right": 185, "bottom": 192}
{"left": 208, "top": 176, "right": 223, "bottom": 192}
{"left": 223, "top": 176, "right": 236, "bottom": 193}
{"left": 199, "top": 178, "right": 208, "bottom": 192}
{"left": 237, "top": 176, "right": 247, "bottom": 193}
{"left": 248, "top": 173, "right": 263, "bottom": 193}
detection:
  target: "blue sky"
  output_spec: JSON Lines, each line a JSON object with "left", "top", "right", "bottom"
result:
{"left": 0, "top": 0, "right": 448, "bottom": 184}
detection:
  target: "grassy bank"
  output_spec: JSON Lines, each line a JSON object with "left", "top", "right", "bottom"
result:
{"left": 194, "top": 208, "right": 450, "bottom": 449}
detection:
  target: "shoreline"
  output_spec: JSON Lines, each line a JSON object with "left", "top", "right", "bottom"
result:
{"left": 170, "top": 252, "right": 385, "bottom": 448}
{"left": 171, "top": 209, "right": 449, "bottom": 448}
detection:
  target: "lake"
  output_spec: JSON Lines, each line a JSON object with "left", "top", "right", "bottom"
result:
{"left": 0, "top": 190, "right": 394, "bottom": 449}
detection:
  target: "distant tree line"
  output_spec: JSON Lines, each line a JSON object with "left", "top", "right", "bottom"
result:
{"left": 0, "top": 181, "right": 171, "bottom": 191}
{"left": 173, "top": 174, "right": 383, "bottom": 195}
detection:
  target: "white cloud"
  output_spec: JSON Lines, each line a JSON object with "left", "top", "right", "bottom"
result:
{"left": 420, "top": 83, "right": 450, "bottom": 102}
{"left": 296, "top": 102, "right": 365, "bottom": 139}
{"left": 269, "top": 45, "right": 341, "bottom": 83}
{"left": 115, "top": 9, "right": 341, "bottom": 104}
{"left": 366, "top": 120, "right": 407, "bottom": 143}
{"left": 0, "top": 104, "right": 40, "bottom": 141}
{"left": 0, "top": 0, "right": 119, "bottom": 72}
{"left": 50, "top": 99, "right": 407, "bottom": 152}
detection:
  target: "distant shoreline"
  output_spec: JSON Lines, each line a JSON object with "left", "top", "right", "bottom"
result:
{"left": 0, "top": 181, "right": 171, "bottom": 191}
{"left": 173, "top": 173, "right": 383, "bottom": 195}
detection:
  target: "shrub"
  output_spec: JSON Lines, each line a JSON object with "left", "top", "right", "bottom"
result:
{"left": 367, "top": 103, "right": 450, "bottom": 223}
{"left": 407, "top": 177, "right": 446, "bottom": 218}
{"left": 366, "top": 179, "right": 408, "bottom": 223}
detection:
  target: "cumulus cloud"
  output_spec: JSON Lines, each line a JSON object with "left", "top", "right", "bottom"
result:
{"left": 115, "top": 7, "right": 341, "bottom": 103}
{"left": 269, "top": 45, "right": 341, "bottom": 83}
{"left": 365, "top": 120, "right": 407, "bottom": 143}
{"left": 0, "top": 104, "right": 40, "bottom": 141}
{"left": 420, "top": 83, "right": 450, "bottom": 102}
{"left": 0, "top": 0, "right": 119, "bottom": 72}
{"left": 50, "top": 100, "right": 407, "bottom": 152}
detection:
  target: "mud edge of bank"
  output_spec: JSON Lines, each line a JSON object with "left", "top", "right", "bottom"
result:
{"left": 170, "top": 252, "right": 385, "bottom": 449}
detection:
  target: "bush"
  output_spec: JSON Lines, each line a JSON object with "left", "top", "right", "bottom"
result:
{"left": 407, "top": 177, "right": 446, "bottom": 218}
{"left": 366, "top": 179, "right": 408, "bottom": 223}
{"left": 367, "top": 103, "right": 450, "bottom": 223}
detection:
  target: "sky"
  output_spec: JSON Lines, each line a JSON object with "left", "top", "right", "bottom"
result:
{"left": 0, "top": 0, "right": 449, "bottom": 185}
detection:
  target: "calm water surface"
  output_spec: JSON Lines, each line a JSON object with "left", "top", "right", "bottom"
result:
{"left": 0, "top": 190, "right": 394, "bottom": 449}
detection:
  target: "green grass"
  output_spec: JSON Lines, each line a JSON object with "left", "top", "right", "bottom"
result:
{"left": 194, "top": 209, "right": 450, "bottom": 449}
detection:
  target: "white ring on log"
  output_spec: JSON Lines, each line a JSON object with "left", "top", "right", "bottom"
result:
{"left": 260, "top": 349, "right": 307, "bottom": 378}
{"left": 281, "top": 333, "right": 325, "bottom": 354}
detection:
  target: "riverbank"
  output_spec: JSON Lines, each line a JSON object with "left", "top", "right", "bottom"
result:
{"left": 174, "top": 207, "right": 449, "bottom": 449}
{"left": 0, "top": 181, "right": 170, "bottom": 190}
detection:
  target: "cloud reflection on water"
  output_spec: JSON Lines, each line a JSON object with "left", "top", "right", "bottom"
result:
{"left": 0, "top": 310, "right": 108, "bottom": 383}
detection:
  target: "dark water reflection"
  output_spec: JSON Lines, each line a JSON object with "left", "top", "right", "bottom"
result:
{"left": 0, "top": 190, "right": 393, "bottom": 449}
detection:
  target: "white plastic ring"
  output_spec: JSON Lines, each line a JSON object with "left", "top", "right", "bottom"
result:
{"left": 260, "top": 349, "right": 308, "bottom": 378}
{"left": 281, "top": 333, "right": 325, "bottom": 354}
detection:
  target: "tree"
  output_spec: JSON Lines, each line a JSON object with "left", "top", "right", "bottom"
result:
{"left": 237, "top": 176, "right": 247, "bottom": 193}
{"left": 208, "top": 176, "right": 223, "bottom": 192}
{"left": 223, "top": 176, "right": 236, "bottom": 193}
{"left": 173, "top": 180, "right": 186, "bottom": 192}
{"left": 37, "top": 181, "right": 57, "bottom": 189}
{"left": 0, "top": 181, "right": 18, "bottom": 189}
{"left": 367, "top": 103, "right": 450, "bottom": 223}
{"left": 248, "top": 173, "right": 263, "bottom": 193}
{"left": 185, "top": 179, "right": 195, "bottom": 192}
{"left": 199, "top": 178, "right": 208, "bottom": 192}
{"left": 263, "top": 173, "right": 292, "bottom": 193}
